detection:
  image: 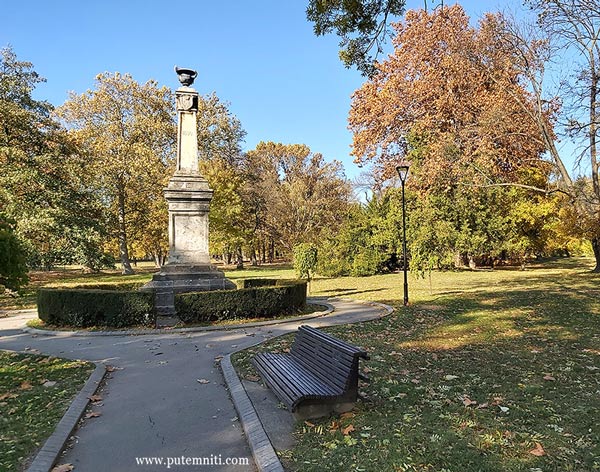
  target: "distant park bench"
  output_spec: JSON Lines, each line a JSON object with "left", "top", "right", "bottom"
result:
{"left": 252, "top": 325, "right": 369, "bottom": 419}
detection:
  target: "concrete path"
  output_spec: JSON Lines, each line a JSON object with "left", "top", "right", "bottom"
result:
{"left": 0, "top": 299, "right": 389, "bottom": 472}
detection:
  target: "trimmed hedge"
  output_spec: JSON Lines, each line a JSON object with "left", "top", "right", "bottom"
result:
{"left": 235, "top": 278, "right": 278, "bottom": 289}
{"left": 37, "top": 288, "right": 154, "bottom": 328}
{"left": 45, "top": 282, "right": 146, "bottom": 291}
{"left": 176, "top": 279, "right": 307, "bottom": 323}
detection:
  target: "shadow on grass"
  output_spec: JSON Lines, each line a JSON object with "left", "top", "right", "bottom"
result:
{"left": 320, "top": 287, "right": 387, "bottom": 298}
{"left": 283, "top": 267, "right": 600, "bottom": 472}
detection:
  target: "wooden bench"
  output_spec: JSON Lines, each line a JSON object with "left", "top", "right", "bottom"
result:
{"left": 251, "top": 325, "right": 369, "bottom": 419}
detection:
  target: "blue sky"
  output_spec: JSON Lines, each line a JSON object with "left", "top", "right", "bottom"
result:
{"left": 3, "top": 0, "right": 550, "bottom": 180}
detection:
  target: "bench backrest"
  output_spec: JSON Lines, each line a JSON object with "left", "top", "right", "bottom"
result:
{"left": 290, "top": 325, "right": 367, "bottom": 392}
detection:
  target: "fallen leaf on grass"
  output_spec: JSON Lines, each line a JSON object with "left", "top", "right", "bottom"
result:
{"left": 0, "top": 393, "right": 18, "bottom": 401}
{"left": 85, "top": 412, "right": 102, "bottom": 419}
{"left": 529, "top": 442, "right": 546, "bottom": 456}
{"left": 42, "top": 381, "right": 57, "bottom": 388}
{"left": 476, "top": 403, "right": 489, "bottom": 409}
{"left": 543, "top": 374, "right": 556, "bottom": 381}
{"left": 342, "top": 424, "right": 355, "bottom": 435}
{"left": 444, "top": 375, "right": 459, "bottom": 381}
{"left": 197, "top": 379, "right": 210, "bottom": 384}
{"left": 20, "top": 381, "right": 33, "bottom": 390}
{"left": 52, "top": 464, "right": 74, "bottom": 472}
{"left": 340, "top": 412, "right": 355, "bottom": 419}
{"left": 329, "top": 421, "right": 340, "bottom": 431}
{"left": 462, "top": 396, "right": 477, "bottom": 407}
{"left": 245, "top": 375, "right": 260, "bottom": 382}
{"left": 304, "top": 421, "right": 315, "bottom": 427}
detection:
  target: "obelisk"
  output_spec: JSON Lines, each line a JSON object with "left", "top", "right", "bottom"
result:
{"left": 143, "top": 67, "right": 235, "bottom": 326}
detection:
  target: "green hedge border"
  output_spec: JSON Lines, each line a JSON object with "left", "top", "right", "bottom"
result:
{"left": 37, "top": 289, "right": 154, "bottom": 328}
{"left": 176, "top": 279, "right": 307, "bottom": 323}
{"left": 37, "top": 279, "right": 307, "bottom": 328}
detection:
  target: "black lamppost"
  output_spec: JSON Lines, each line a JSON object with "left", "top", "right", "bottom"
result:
{"left": 396, "top": 164, "right": 410, "bottom": 306}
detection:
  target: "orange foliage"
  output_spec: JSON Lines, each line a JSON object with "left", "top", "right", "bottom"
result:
{"left": 349, "top": 5, "right": 548, "bottom": 189}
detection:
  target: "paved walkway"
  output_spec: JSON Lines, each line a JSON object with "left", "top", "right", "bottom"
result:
{"left": 0, "top": 299, "right": 389, "bottom": 471}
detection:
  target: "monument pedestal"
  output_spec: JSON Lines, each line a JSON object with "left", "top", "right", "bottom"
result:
{"left": 142, "top": 71, "right": 236, "bottom": 327}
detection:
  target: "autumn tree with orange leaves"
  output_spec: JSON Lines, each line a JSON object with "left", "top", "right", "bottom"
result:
{"left": 348, "top": 5, "right": 568, "bottom": 268}
{"left": 350, "top": 5, "right": 549, "bottom": 189}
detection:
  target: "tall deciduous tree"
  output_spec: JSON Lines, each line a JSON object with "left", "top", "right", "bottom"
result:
{"left": 496, "top": 1, "right": 600, "bottom": 271}
{"left": 0, "top": 47, "right": 107, "bottom": 270}
{"left": 57, "top": 73, "right": 176, "bottom": 274}
{"left": 349, "top": 5, "right": 548, "bottom": 189}
{"left": 245, "top": 142, "right": 351, "bottom": 256}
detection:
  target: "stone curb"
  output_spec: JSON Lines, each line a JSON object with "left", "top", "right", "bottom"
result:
{"left": 26, "top": 363, "right": 108, "bottom": 472}
{"left": 21, "top": 299, "right": 334, "bottom": 337}
{"left": 220, "top": 355, "right": 284, "bottom": 472}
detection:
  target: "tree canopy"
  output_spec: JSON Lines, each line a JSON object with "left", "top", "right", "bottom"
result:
{"left": 57, "top": 73, "right": 176, "bottom": 274}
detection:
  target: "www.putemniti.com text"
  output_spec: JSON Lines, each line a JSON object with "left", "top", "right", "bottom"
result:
{"left": 135, "top": 455, "right": 250, "bottom": 468}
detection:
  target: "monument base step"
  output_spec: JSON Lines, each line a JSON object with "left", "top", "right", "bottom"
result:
{"left": 156, "top": 316, "right": 181, "bottom": 328}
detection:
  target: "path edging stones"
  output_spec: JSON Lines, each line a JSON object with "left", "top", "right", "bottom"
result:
{"left": 221, "top": 354, "right": 284, "bottom": 472}
{"left": 26, "top": 363, "right": 108, "bottom": 472}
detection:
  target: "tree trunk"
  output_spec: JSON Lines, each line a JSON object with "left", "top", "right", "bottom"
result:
{"left": 117, "top": 183, "right": 134, "bottom": 275}
{"left": 236, "top": 246, "right": 244, "bottom": 269}
{"left": 592, "top": 237, "right": 600, "bottom": 273}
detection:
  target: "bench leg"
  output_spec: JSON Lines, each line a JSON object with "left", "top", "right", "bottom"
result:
{"left": 293, "top": 400, "right": 357, "bottom": 420}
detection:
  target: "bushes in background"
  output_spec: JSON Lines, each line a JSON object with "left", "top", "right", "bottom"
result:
{"left": 176, "top": 279, "right": 307, "bottom": 324}
{"left": 37, "top": 289, "right": 154, "bottom": 328}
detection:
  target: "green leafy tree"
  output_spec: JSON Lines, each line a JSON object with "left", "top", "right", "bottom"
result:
{"left": 0, "top": 221, "right": 28, "bottom": 290}
{"left": 0, "top": 47, "right": 108, "bottom": 270}
{"left": 307, "top": 0, "right": 407, "bottom": 76}
{"left": 57, "top": 73, "right": 176, "bottom": 274}
{"left": 293, "top": 243, "right": 318, "bottom": 281}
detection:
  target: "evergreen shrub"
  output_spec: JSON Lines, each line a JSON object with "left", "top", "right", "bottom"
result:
{"left": 37, "top": 288, "right": 154, "bottom": 328}
{"left": 176, "top": 279, "right": 307, "bottom": 323}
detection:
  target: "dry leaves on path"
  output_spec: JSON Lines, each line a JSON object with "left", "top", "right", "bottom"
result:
{"left": 52, "top": 464, "right": 74, "bottom": 472}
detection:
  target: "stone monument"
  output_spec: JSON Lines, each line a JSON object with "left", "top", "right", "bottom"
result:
{"left": 143, "top": 67, "right": 235, "bottom": 326}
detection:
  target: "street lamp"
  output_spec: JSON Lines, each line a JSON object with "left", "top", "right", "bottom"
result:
{"left": 396, "top": 164, "right": 410, "bottom": 306}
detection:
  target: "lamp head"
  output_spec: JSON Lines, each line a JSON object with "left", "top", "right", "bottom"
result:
{"left": 396, "top": 164, "right": 410, "bottom": 183}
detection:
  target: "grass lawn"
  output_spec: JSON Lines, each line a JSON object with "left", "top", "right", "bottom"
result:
{"left": 0, "top": 351, "right": 95, "bottom": 471}
{"left": 233, "top": 257, "right": 600, "bottom": 472}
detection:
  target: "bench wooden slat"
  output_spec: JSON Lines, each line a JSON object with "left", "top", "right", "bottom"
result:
{"left": 251, "top": 325, "right": 368, "bottom": 418}
{"left": 252, "top": 355, "right": 305, "bottom": 407}
{"left": 291, "top": 346, "right": 354, "bottom": 391}
{"left": 258, "top": 354, "right": 342, "bottom": 397}
{"left": 258, "top": 353, "right": 339, "bottom": 397}
{"left": 299, "top": 326, "right": 368, "bottom": 357}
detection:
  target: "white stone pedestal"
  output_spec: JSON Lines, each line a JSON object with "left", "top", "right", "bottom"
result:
{"left": 142, "top": 72, "right": 235, "bottom": 326}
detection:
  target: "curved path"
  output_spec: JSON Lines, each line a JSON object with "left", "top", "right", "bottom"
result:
{"left": 0, "top": 299, "right": 390, "bottom": 471}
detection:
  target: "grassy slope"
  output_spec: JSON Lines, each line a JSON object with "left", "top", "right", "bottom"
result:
{"left": 0, "top": 352, "right": 95, "bottom": 471}
{"left": 233, "top": 258, "right": 600, "bottom": 472}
